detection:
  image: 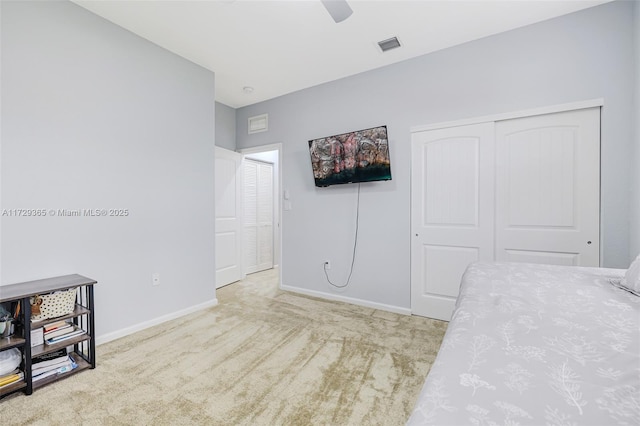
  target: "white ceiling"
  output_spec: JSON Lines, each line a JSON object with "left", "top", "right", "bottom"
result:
{"left": 73, "top": 0, "right": 612, "bottom": 109}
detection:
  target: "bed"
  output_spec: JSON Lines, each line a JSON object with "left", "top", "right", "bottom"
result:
{"left": 407, "top": 261, "right": 640, "bottom": 425}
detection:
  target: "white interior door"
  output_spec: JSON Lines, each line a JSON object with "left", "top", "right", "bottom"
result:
{"left": 411, "top": 122, "right": 495, "bottom": 321}
{"left": 215, "top": 147, "right": 243, "bottom": 288}
{"left": 244, "top": 159, "right": 274, "bottom": 274}
{"left": 495, "top": 108, "right": 600, "bottom": 266}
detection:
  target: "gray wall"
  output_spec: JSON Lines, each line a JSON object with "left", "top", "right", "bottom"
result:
{"left": 632, "top": 0, "right": 640, "bottom": 260}
{"left": 1, "top": 1, "right": 216, "bottom": 338}
{"left": 215, "top": 101, "right": 236, "bottom": 150}
{"left": 236, "top": 1, "right": 635, "bottom": 311}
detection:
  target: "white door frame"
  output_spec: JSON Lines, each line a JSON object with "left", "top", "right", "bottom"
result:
{"left": 411, "top": 98, "right": 604, "bottom": 131}
{"left": 239, "top": 143, "right": 283, "bottom": 286}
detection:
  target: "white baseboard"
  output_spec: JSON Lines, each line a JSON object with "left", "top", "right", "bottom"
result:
{"left": 95, "top": 298, "right": 218, "bottom": 346}
{"left": 280, "top": 285, "right": 411, "bottom": 316}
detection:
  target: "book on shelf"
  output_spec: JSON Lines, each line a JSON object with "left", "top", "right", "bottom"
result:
{"left": 33, "top": 359, "right": 73, "bottom": 378}
{"left": 32, "top": 355, "right": 70, "bottom": 376}
{"left": 43, "top": 323, "right": 73, "bottom": 339}
{"left": 32, "top": 348, "right": 67, "bottom": 364}
{"left": 0, "top": 370, "right": 24, "bottom": 388}
{"left": 45, "top": 326, "right": 86, "bottom": 345}
{"left": 43, "top": 320, "right": 69, "bottom": 333}
{"left": 32, "top": 355, "right": 77, "bottom": 382}
{"left": 32, "top": 364, "right": 74, "bottom": 382}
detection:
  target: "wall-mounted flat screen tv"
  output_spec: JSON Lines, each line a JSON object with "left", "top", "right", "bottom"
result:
{"left": 308, "top": 125, "right": 391, "bottom": 187}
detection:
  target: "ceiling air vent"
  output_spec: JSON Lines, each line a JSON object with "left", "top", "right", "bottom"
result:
{"left": 248, "top": 113, "right": 268, "bottom": 134}
{"left": 378, "top": 37, "right": 401, "bottom": 53}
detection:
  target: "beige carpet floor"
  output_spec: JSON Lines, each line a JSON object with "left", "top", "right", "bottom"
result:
{"left": 1, "top": 270, "right": 447, "bottom": 425}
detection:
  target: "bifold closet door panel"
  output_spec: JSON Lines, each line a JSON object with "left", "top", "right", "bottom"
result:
{"left": 256, "top": 161, "right": 274, "bottom": 272}
{"left": 495, "top": 107, "right": 601, "bottom": 266}
{"left": 411, "top": 122, "right": 495, "bottom": 321}
{"left": 243, "top": 159, "right": 274, "bottom": 275}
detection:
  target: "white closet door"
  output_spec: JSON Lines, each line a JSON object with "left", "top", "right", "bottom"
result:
{"left": 243, "top": 159, "right": 274, "bottom": 274}
{"left": 244, "top": 161, "right": 258, "bottom": 274}
{"left": 495, "top": 108, "right": 600, "bottom": 266}
{"left": 257, "top": 162, "right": 274, "bottom": 271}
{"left": 215, "top": 147, "right": 243, "bottom": 288}
{"left": 411, "top": 122, "right": 495, "bottom": 321}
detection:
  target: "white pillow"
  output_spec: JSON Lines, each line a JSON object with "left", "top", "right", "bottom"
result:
{"left": 619, "top": 254, "right": 640, "bottom": 296}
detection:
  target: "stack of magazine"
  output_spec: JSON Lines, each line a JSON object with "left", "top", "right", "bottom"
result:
{"left": 43, "top": 320, "right": 86, "bottom": 345}
{"left": 0, "top": 369, "right": 24, "bottom": 390}
{"left": 32, "top": 349, "right": 77, "bottom": 382}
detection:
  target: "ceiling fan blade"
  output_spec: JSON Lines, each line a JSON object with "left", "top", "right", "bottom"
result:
{"left": 321, "top": 0, "right": 353, "bottom": 23}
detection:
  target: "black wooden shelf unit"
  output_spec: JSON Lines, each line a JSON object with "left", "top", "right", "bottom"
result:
{"left": 0, "top": 274, "right": 96, "bottom": 399}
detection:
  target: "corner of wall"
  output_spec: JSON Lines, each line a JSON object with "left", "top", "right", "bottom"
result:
{"left": 215, "top": 101, "right": 237, "bottom": 151}
{"left": 632, "top": 0, "right": 640, "bottom": 259}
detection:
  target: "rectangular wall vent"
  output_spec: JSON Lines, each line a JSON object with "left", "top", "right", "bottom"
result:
{"left": 248, "top": 114, "right": 268, "bottom": 134}
{"left": 378, "top": 37, "right": 401, "bottom": 52}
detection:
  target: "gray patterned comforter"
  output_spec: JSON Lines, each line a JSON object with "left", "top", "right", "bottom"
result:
{"left": 407, "top": 262, "right": 640, "bottom": 425}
